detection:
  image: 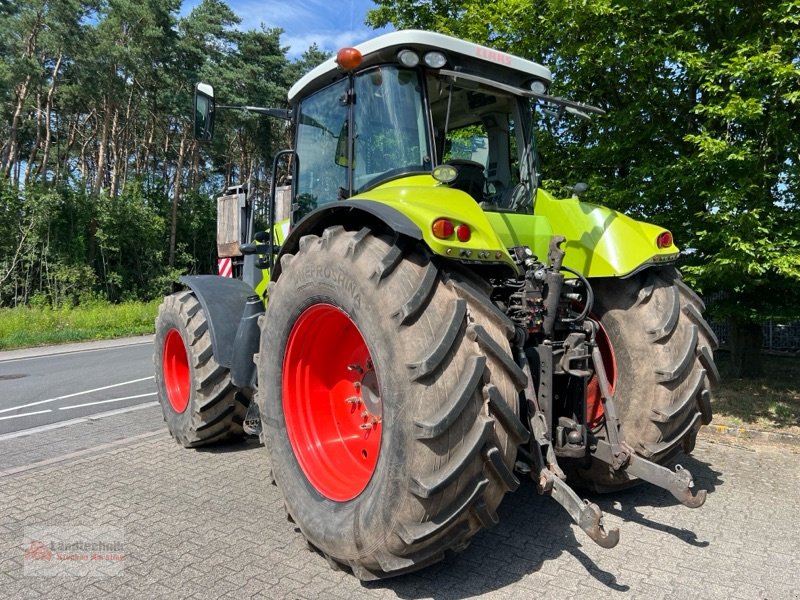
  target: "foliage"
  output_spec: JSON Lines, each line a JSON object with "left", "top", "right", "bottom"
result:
{"left": 367, "top": 0, "right": 800, "bottom": 327}
{"left": 0, "top": 0, "right": 319, "bottom": 308}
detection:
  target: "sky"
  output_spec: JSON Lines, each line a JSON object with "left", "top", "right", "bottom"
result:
{"left": 180, "top": 0, "right": 393, "bottom": 59}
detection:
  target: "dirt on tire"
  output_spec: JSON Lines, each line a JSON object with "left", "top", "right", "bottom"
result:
{"left": 257, "top": 226, "right": 528, "bottom": 579}
{"left": 569, "top": 267, "right": 719, "bottom": 490}
{"left": 154, "top": 290, "right": 248, "bottom": 447}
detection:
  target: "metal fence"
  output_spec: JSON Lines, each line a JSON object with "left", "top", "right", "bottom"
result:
{"left": 709, "top": 320, "right": 800, "bottom": 354}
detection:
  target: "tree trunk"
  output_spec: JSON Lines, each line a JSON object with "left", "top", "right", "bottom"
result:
{"left": 169, "top": 126, "right": 189, "bottom": 267}
{"left": 1, "top": 73, "right": 33, "bottom": 180}
{"left": 109, "top": 107, "right": 121, "bottom": 197}
{"left": 24, "top": 90, "right": 44, "bottom": 184}
{"left": 35, "top": 52, "right": 63, "bottom": 182}
{"left": 94, "top": 96, "right": 113, "bottom": 195}
{"left": 729, "top": 318, "right": 763, "bottom": 378}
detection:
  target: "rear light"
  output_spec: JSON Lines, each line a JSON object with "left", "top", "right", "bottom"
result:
{"left": 432, "top": 218, "right": 454, "bottom": 239}
{"left": 456, "top": 224, "right": 471, "bottom": 242}
{"left": 656, "top": 231, "right": 673, "bottom": 248}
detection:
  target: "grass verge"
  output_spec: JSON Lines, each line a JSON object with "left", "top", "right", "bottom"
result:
{"left": 0, "top": 300, "right": 159, "bottom": 350}
{"left": 711, "top": 352, "right": 800, "bottom": 435}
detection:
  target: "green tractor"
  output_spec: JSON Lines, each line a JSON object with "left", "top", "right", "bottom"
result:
{"left": 154, "top": 30, "right": 718, "bottom": 579}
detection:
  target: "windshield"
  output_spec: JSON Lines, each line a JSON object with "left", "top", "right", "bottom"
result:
{"left": 428, "top": 75, "right": 536, "bottom": 213}
{"left": 294, "top": 78, "right": 349, "bottom": 215}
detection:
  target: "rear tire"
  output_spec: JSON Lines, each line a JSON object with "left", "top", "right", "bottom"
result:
{"left": 571, "top": 267, "right": 718, "bottom": 490}
{"left": 258, "top": 226, "right": 527, "bottom": 579}
{"left": 154, "top": 291, "right": 248, "bottom": 447}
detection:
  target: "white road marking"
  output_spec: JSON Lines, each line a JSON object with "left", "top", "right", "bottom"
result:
{"left": 0, "top": 376, "right": 155, "bottom": 414}
{"left": 0, "top": 401, "right": 160, "bottom": 442}
{"left": 58, "top": 392, "right": 157, "bottom": 411}
{"left": 0, "top": 409, "right": 52, "bottom": 421}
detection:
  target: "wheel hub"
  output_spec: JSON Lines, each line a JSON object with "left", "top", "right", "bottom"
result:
{"left": 586, "top": 317, "right": 616, "bottom": 429}
{"left": 163, "top": 328, "right": 190, "bottom": 413}
{"left": 359, "top": 369, "right": 382, "bottom": 419}
{"left": 283, "top": 304, "right": 382, "bottom": 502}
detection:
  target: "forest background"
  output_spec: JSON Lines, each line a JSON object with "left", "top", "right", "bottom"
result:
{"left": 1, "top": 0, "right": 798, "bottom": 378}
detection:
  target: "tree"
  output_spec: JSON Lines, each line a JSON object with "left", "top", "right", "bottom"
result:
{"left": 0, "top": 0, "right": 297, "bottom": 304}
{"left": 368, "top": 0, "right": 800, "bottom": 377}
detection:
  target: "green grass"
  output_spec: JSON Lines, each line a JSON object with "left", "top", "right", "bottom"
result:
{"left": 0, "top": 300, "right": 159, "bottom": 350}
{"left": 712, "top": 352, "right": 800, "bottom": 434}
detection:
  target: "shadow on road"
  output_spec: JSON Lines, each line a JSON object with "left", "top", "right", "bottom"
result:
{"left": 193, "top": 436, "right": 263, "bottom": 454}
{"left": 190, "top": 433, "right": 723, "bottom": 598}
{"left": 363, "top": 452, "right": 723, "bottom": 599}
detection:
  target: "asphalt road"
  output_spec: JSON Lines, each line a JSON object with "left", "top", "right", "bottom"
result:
{"left": 1, "top": 337, "right": 798, "bottom": 597}
{"left": 0, "top": 337, "right": 157, "bottom": 436}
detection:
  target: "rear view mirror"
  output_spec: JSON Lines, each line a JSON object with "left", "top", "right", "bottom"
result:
{"left": 194, "top": 82, "right": 215, "bottom": 142}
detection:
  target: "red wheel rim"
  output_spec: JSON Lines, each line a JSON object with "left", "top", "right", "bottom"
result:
{"left": 283, "top": 304, "right": 382, "bottom": 502}
{"left": 163, "top": 328, "right": 190, "bottom": 413}
{"left": 586, "top": 318, "right": 616, "bottom": 429}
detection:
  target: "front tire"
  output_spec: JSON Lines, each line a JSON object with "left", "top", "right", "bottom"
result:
{"left": 258, "top": 226, "right": 528, "bottom": 579}
{"left": 571, "top": 267, "right": 718, "bottom": 490}
{"left": 154, "top": 291, "right": 248, "bottom": 447}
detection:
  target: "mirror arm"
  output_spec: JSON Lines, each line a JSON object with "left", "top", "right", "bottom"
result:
{"left": 217, "top": 105, "right": 292, "bottom": 121}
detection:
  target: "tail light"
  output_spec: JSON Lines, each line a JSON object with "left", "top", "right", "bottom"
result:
{"left": 656, "top": 231, "right": 673, "bottom": 249}
{"left": 432, "top": 218, "right": 455, "bottom": 239}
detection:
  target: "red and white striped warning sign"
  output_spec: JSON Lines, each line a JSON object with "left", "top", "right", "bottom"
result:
{"left": 218, "top": 257, "right": 232, "bottom": 278}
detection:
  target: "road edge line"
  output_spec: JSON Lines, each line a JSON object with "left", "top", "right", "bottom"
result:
{"left": 0, "top": 401, "right": 160, "bottom": 442}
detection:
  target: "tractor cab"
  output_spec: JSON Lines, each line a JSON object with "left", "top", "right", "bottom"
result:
{"left": 287, "top": 30, "right": 561, "bottom": 219}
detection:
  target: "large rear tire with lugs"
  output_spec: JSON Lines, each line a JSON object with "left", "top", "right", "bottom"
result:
{"left": 571, "top": 267, "right": 719, "bottom": 491}
{"left": 154, "top": 290, "right": 248, "bottom": 447}
{"left": 258, "top": 226, "right": 528, "bottom": 580}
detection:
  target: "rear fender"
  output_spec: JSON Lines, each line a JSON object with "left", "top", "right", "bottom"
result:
{"left": 533, "top": 189, "right": 679, "bottom": 278}
{"left": 355, "top": 177, "right": 518, "bottom": 273}
{"left": 273, "top": 175, "right": 519, "bottom": 282}
{"left": 271, "top": 200, "right": 423, "bottom": 281}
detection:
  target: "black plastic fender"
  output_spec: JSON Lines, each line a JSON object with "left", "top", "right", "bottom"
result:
{"left": 271, "top": 200, "right": 423, "bottom": 280}
{"left": 179, "top": 275, "right": 264, "bottom": 390}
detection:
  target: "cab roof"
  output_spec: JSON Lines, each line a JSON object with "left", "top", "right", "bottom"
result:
{"left": 287, "top": 29, "right": 552, "bottom": 105}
